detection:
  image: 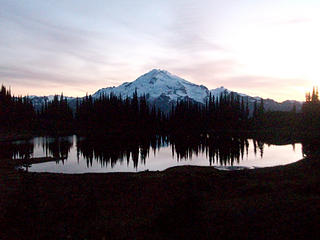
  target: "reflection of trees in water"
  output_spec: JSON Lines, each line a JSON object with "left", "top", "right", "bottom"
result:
{"left": 40, "top": 136, "right": 73, "bottom": 161}
{"left": 76, "top": 134, "right": 266, "bottom": 168}
{"left": 0, "top": 141, "right": 34, "bottom": 160}
{"left": 76, "top": 135, "right": 166, "bottom": 168}
{"left": 170, "top": 134, "right": 252, "bottom": 166}
{"left": 0, "top": 137, "right": 73, "bottom": 161}
{"left": 1, "top": 133, "right": 282, "bottom": 169}
{"left": 252, "top": 139, "right": 264, "bottom": 158}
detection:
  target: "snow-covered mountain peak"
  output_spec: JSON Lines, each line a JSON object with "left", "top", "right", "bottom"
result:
{"left": 93, "top": 69, "right": 209, "bottom": 103}
{"left": 135, "top": 69, "right": 193, "bottom": 86}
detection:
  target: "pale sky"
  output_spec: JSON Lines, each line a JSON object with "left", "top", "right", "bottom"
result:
{"left": 1, "top": 0, "right": 319, "bottom": 101}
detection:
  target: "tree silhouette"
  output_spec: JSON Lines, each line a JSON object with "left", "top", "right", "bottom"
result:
{"left": 37, "top": 94, "right": 73, "bottom": 133}
{"left": 0, "top": 85, "right": 35, "bottom": 130}
{"left": 302, "top": 86, "right": 320, "bottom": 134}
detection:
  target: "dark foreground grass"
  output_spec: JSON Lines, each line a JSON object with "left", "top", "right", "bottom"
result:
{"left": 1, "top": 155, "right": 320, "bottom": 240}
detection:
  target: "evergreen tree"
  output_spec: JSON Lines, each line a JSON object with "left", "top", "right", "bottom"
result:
{"left": 0, "top": 85, "right": 35, "bottom": 130}
{"left": 302, "top": 86, "right": 320, "bottom": 134}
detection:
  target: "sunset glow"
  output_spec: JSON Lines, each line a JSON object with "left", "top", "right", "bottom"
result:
{"left": 1, "top": 0, "right": 319, "bottom": 101}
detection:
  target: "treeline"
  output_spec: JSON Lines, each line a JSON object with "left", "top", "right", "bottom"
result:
{"left": 0, "top": 86, "right": 35, "bottom": 130}
{"left": 1, "top": 84, "right": 320, "bottom": 138}
{"left": 256, "top": 87, "right": 320, "bottom": 142}
{"left": 37, "top": 94, "right": 74, "bottom": 132}
{"left": 0, "top": 86, "right": 74, "bottom": 133}
{"left": 75, "top": 90, "right": 265, "bottom": 135}
{"left": 168, "top": 92, "right": 251, "bottom": 133}
{"left": 301, "top": 87, "right": 320, "bottom": 133}
{"left": 0, "top": 85, "right": 258, "bottom": 134}
{"left": 75, "top": 91, "right": 165, "bottom": 135}
{"left": 299, "top": 87, "right": 320, "bottom": 156}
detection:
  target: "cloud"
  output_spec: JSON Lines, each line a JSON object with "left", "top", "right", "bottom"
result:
{"left": 0, "top": 65, "right": 85, "bottom": 84}
{"left": 0, "top": 4, "right": 110, "bottom": 64}
{"left": 0, "top": 0, "right": 314, "bottom": 101}
{"left": 142, "top": 57, "right": 240, "bottom": 87}
{"left": 161, "top": 0, "right": 225, "bottom": 54}
{"left": 215, "top": 75, "right": 311, "bottom": 101}
{"left": 0, "top": 1, "right": 132, "bottom": 95}
{"left": 141, "top": 52, "right": 310, "bottom": 101}
{"left": 271, "top": 17, "right": 312, "bottom": 25}
{"left": 221, "top": 75, "right": 309, "bottom": 89}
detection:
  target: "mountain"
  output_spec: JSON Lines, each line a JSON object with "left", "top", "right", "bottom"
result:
{"left": 28, "top": 69, "right": 302, "bottom": 113}
{"left": 29, "top": 95, "right": 75, "bottom": 111}
{"left": 92, "top": 69, "right": 302, "bottom": 113}
{"left": 93, "top": 69, "right": 209, "bottom": 103}
{"left": 29, "top": 96, "right": 54, "bottom": 110}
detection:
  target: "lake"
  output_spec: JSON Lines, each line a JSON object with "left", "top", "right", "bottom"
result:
{"left": 2, "top": 134, "right": 303, "bottom": 173}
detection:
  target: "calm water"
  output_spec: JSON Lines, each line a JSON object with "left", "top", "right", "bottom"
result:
{"left": 2, "top": 135, "right": 303, "bottom": 173}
